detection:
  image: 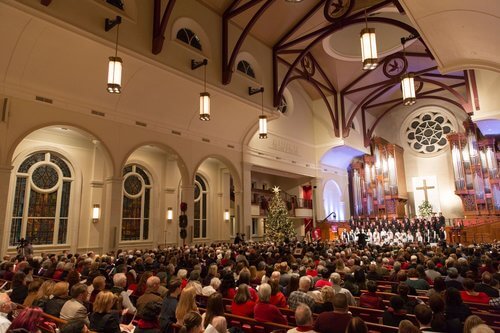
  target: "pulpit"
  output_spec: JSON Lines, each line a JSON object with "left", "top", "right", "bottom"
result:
{"left": 316, "top": 221, "right": 350, "bottom": 241}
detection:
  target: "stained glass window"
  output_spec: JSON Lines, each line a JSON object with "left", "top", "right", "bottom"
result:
{"left": 176, "top": 28, "right": 202, "bottom": 51}
{"left": 10, "top": 152, "right": 72, "bottom": 246}
{"left": 121, "top": 165, "right": 151, "bottom": 241}
{"left": 237, "top": 60, "right": 255, "bottom": 78}
{"left": 194, "top": 174, "right": 208, "bottom": 239}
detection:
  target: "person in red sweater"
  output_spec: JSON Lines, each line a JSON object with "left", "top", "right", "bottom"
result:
{"left": 359, "top": 280, "right": 385, "bottom": 310}
{"left": 253, "top": 283, "right": 287, "bottom": 325}
{"left": 460, "top": 278, "right": 490, "bottom": 304}
{"left": 269, "top": 279, "right": 287, "bottom": 308}
{"left": 231, "top": 284, "right": 255, "bottom": 318}
{"left": 314, "top": 293, "right": 352, "bottom": 333}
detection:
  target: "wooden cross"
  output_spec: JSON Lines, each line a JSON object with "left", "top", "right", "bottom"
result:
{"left": 416, "top": 179, "right": 435, "bottom": 202}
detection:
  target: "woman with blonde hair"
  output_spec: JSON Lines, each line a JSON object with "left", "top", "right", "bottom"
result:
{"left": 315, "top": 285, "right": 335, "bottom": 313}
{"left": 32, "top": 279, "right": 55, "bottom": 309}
{"left": 176, "top": 286, "right": 199, "bottom": 325}
{"left": 22, "top": 279, "right": 42, "bottom": 307}
{"left": 89, "top": 275, "right": 106, "bottom": 303}
{"left": 44, "top": 281, "right": 70, "bottom": 317}
{"left": 89, "top": 291, "right": 132, "bottom": 333}
{"left": 464, "top": 315, "right": 485, "bottom": 333}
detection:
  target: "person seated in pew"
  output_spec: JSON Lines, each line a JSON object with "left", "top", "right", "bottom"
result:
{"left": 463, "top": 315, "right": 485, "bottom": 333}
{"left": 460, "top": 278, "right": 490, "bottom": 304}
{"left": 159, "top": 277, "right": 182, "bottom": 333}
{"left": 60, "top": 319, "right": 89, "bottom": 333}
{"left": 60, "top": 283, "right": 89, "bottom": 325}
{"left": 287, "top": 304, "right": 317, "bottom": 333}
{"left": 313, "top": 293, "right": 352, "bottom": 333}
{"left": 314, "top": 286, "right": 334, "bottom": 314}
{"left": 9, "top": 272, "right": 28, "bottom": 305}
{"left": 405, "top": 268, "right": 430, "bottom": 291}
{"left": 253, "top": 283, "right": 287, "bottom": 325}
{"left": 359, "top": 280, "right": 385, "bottom": 310}
{"left": 475, "top": 272, "right": 499, "bottom": 298}
{"left": 382, "top": 295, "right": 408, "bottom": 327}
{"left": 231, "top": 284, "right": 256, "bottom": 318}
{"left": 288, "top": 276, "right": 315, "bottom": 311}
{"left": 414, "top": 304, "right": 433, "bottom": 333}
{"left": 269, "top": 279, "right": 287, "bottom": 308}
{"left": 345, "top": 317, "right": 368, "bottom": 333}
{"left": 135, "top": 301, "right": 162, "bottom": 333}
{"left": 89, "top": 291, "right": 133, "bottom": 333}
{"left": 110, "top": 273, "right": 136, "bottom": 315}
{"left": 201, "top": 293, "right": 225, "bottom": 330}
{"left": 178, "top": 312, "right": 203, "bottom": 333}
{"left": 204, "top": 316, "right": 228, "bottom": 333}
{"left": 6, "top": 307, "right": 43, "bottom": 333}
{"left": 136, "top": 276, "right": 163, "bottom": 314}
{"left": 44, "top": 281, "right": 70, "bottom": 318}
{"left": 398, "top": 320, "right": 420, "bottom": 333}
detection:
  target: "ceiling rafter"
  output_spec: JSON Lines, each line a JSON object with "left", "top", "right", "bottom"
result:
{"left": 152, "top": 0, "right": 176, "bottom": 55}
{"left": 222, "top": 0, "right": 273, "bottom": 85}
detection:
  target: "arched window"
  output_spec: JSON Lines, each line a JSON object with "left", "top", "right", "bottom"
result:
{"left": 121, "top": 164, "right": 151, "bottom": 241}
{"left": 176, "top": 28, "right": 202, "bottom": 51}
{"left": 10, "top": 152, "right": 73, "bottom": 246}
{"left": 237, "top": 60, "right": 255, "bottom": 78}
{"left": 194, "top": 174, "right": 208, "bottom": 239}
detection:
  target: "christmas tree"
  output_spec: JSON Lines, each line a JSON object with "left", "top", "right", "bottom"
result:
{"left": 265, "top": 186, "right": 296, "bottom": 242}
{"left": 418, "top": 200, "right": 433, "bottom": 217}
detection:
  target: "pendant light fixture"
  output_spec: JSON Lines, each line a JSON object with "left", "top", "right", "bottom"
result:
{"left": 400, "top": 38, "right": 416, "bottom": 105}
{"left": 105, "top": 16, "right": 123, "bottom": 94}
{"left": 191, "top": 59, "right": 210, "bottom": 121}
{"left": 360, "top": 10, "right": 378, "bottom": 70}
{"left": 249, "top": 87, "right": 267, "bottom": 139}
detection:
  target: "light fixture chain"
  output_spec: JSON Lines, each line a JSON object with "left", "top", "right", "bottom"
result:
{"left": 114, "top": 20, "right": 120, "bottom": 58}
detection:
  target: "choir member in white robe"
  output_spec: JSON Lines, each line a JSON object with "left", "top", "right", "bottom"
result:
{"left": 416, "top": 231, "right": 423, "bottom": 243}
{"left": 373, "top": 230, "right": 380, "bottom": 245}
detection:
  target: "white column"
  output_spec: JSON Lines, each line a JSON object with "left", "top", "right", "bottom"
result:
{"left": 0, "top": 165, "right": 13, "bottom": 254}
{"left": 102, "top": 177, "right": 123, "bottom": 252}
{"left": 83, "top": 140, "right": 104, "bottom": 253}
{"left": 241, "top": 163, "right": 252, "bottom": 238}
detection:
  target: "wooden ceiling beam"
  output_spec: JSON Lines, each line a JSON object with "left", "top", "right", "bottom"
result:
{"left": 152, "top": 0, "right": 176, "bottom": 55}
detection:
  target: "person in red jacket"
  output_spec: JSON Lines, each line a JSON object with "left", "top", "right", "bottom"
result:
{"left": 460, "top": 278, "right": 490, "bottom": 304}
{"left": 253, "top": 283, "right": 287, "bottom": 325}
{"left": 269, "top": 279, "right": 287, "bottom": 308}
{"left": 231, "top": 284, "right": 255, "bottom": 318}
{"left": 359, "top": 280, "right": 385, "bottom": 310}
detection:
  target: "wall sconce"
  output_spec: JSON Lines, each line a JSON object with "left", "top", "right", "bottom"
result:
{"left": 224, "top": 209, "right": 230, "bottom": 221}
{"left": 92, "top": 204, "right": 100, "bottom": 223}
{"left": 167, "top": 207, "right": 173, "bottom": 222}
{"left": 105, "top": 16, "right": 122, "bottom": 94}
{"left": 249, "top": 87, "right": 267, "bottom": 139}
{"left": 191, "top": 59, "right": 210, "bottom": 121}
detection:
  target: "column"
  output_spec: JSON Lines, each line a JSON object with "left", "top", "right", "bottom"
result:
{"left": 241, "top": 163, "right": 252, "bottom": 238}
{"left": 180, "top": 184, "right": 194, "bottom": 246}
{"left": 102, "top": 176, "right": 123, "bottom": 252}
{"left": 84, "top": 140, "right": 104, "bottom": 253}
{"left": 0, "top": 165, "right": 13, "bottom": 254}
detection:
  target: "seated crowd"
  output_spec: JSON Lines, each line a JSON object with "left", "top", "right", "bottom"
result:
{"left": 0, "top": 239, "right": 498, "bottom": 333}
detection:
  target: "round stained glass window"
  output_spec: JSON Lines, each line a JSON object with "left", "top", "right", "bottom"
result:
{"left": 124, "top": 174, "right": 142, "bottom": 196}
{"left": 32, "top": 164, "right": 59, "bottom": 189}
{"left": 405, "top": 111, "right": 454, "bottom": 155}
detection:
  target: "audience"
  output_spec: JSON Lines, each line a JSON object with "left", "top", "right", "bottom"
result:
{"left": 0, "top": 236, "right": 498, "bottom": 333}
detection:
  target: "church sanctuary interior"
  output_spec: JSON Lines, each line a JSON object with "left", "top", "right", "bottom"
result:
{"left": 0, "top": 0, "right": 499, "bottom": 256}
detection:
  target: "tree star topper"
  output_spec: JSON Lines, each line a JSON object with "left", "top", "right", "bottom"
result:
{"left": 272, "top": 186, "right": 281, "bottom": 194}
